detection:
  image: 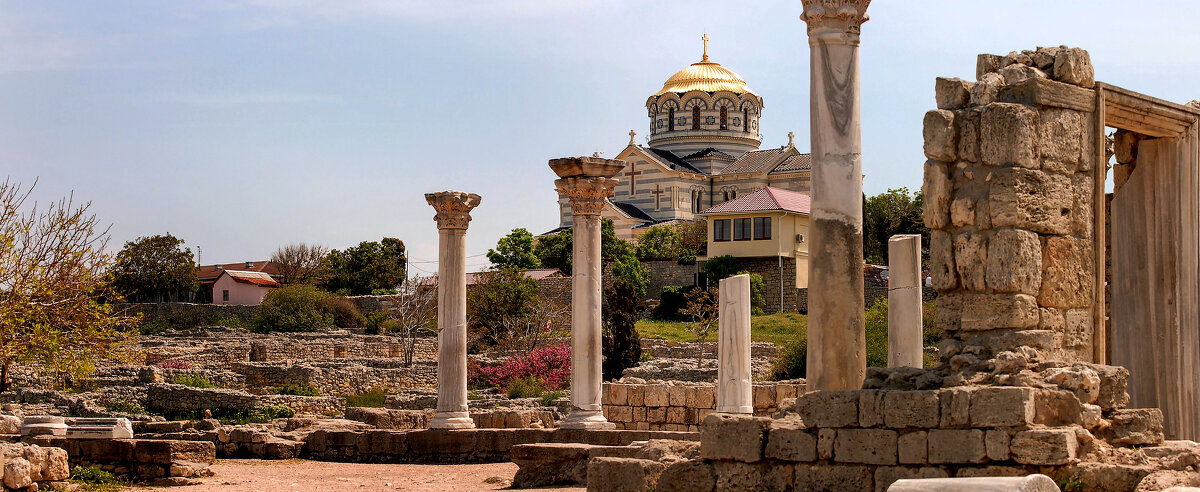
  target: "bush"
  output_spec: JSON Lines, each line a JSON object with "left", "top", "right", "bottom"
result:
{"left": 864, "top": 297, "right": 890, "bottom": 368}
{"left": 506, "top": 377, "right": 546, "bottom": 399}
{"left": 540, "top": 390, "right": 566, "bottom": 407}
{"left": 171, "top": 374, "right": 214, "bottom": 388}
{"left": 104, "top": 400, "right": 147, "bottom": 415}
{"left": 467, "top": 268, "right": 540, "bottom": 350}
{"left": 472, "top": 343, "right": 571, "bottom": 391}
{"left": 770, "top": 336, "right": 807, "bottom": 380}
{"left": 344, "top": 388, "right": 389, "bottom": 408}
{"left": 270, "top": 383, "right": 319, "bottom": 396}
{"left": 251, "top": 405, "right": 295, "bottom": 422}
{"left": 740, "top": 271, "right": 766, "bottom": 315}
{"left": 701, "top": 255, "right": 741, "bottom": 286}
{"left": 254, "top": 285, "right": 335, "bottom": 333}
{"left": 653, "top": 285, "right": 698, "bottom": 321}
{"left": 71, "top": 465, "right": 119, "bottom": 485}
{"left": 602, "top": 279, "right": 642, "bottom": 381}
{"left": 320, "top": 295, "right": 365, "bottom": 328}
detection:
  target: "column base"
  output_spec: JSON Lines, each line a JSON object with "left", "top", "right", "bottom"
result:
{"left": 716, "top": 405, "right": 754, "bottom": 415}
{"left": 559, "top": 409, "right": 616, "bottom": 430}
{"left": 429, "top": 411, "right": 475, "bottom": 429}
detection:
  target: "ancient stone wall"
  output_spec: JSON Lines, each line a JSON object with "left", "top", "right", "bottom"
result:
{"left": 924, "top": 46, "right": 1099, "bottom": 362}
{"left": 600, "top": 381, "right": 806, "bottom": 432}
{"left": 641, "top": 259, "right": 701, "bottom": 300}
{"left": 738, "top": 257, "right": 799, "bottom": 313}
{"left": 144, "top": 383, "right": 346, "bottom": 417}
{"left": 230, "top": 361, "right": 436, "bottom": 395}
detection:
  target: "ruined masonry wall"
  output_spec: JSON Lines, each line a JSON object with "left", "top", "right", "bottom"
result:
{"left": 601, "top": 381, "right": 806, "bottom": 431}
{"left": 923, "top": 46, "right": 1099, "bottom": 361}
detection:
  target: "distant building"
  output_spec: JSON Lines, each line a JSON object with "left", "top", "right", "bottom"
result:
{"left": 212, "top": 270, "right": 280, "bottom": 305}
{"left": 195, "top": 261, "right": 281, "bottom": 303}
{"left": 697, "top": 186, "right": 811, "bottom": 289}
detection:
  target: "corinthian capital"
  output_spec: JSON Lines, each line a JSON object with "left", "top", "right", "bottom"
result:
{"left": 555, "top": 177, "right": 618, "bottom": 216}
{"left": 425, "top": 191, "right": 482, "bottom": 230}
{"left": 800, "top": 0, "right": 871, "bottom": 36}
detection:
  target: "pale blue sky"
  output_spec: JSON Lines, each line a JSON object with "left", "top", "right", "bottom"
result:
{"left": 3, "top": 1, "right": 1197, "bottom": 275}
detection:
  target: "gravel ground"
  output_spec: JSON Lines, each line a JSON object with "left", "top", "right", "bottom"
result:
{"left": 125, "top": 459, "right": 585, "bottom": 492}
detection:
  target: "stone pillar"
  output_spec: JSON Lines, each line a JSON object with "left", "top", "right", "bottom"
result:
{"left": 716, "top": 274, "right": 752, "bottom": 414}
{"left": 888, "top": 234, "right": 923, "bottom": 368}
{"left": 550, "top": 156, "right": 623, "bottom": 430}
{"left": 425, "top": 190, "right": 481, "bottom": 430}
{"left": 801, "top": 0, "right": 871, "bottom": 390}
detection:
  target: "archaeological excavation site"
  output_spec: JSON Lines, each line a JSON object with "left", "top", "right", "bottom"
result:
{"left": 3, "top": 2, "right": 1199, "bottom": 492}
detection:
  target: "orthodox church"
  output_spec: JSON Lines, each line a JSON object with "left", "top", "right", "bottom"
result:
{"left": 554, "top": 36, "right": 812, "bottom": 240}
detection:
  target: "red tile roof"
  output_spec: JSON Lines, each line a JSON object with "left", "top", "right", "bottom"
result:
{"left": 219, "top": 270, "right": 281, "bottom": 287}
{"left": 198, "top": 261, "right": 280, "bottom": 282}
{"left": 698, "top": 187, "right": 811, "bottom": 215}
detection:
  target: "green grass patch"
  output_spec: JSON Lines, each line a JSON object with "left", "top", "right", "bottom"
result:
{"left": 70, "top": 465, "right": 124, "bottom": 491}
{"left": 344, "top": 388, "right": 389, "bottom": 408}
{"left": 171, "top": 374, "right": 214, "bottom": 388}
{"left": 270, "top": 383, "right": 320, "bottom": 396}
{"left": 637, "top": 312, "right": 808, "bottom": 346}
{"left": 103, "top": 400, "right": 147, "bottom": 415}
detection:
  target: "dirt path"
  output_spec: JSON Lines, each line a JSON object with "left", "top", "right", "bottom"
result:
{"left": 125, "top": 459, "right": 585, "bottom": 492}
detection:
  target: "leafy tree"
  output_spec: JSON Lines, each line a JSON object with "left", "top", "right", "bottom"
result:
{"left": 487, "top": 228, "right": 541, "bottom": 270}
{"left": 681, "top": 288, "right": 719, "bottom": 369}
{"left": 110, "top": 233, "right": 198, "bottom": 302}
{"left": 863, "top": 188, "right": 927, "bottom": 265}
{"left": 742, "top": 271, "right": 766, "bottom": 315}
{"left": 675, "top": 218, "right": 708, "bottom": 257}
{"left": 0, "top": 179, "right": 138, "bottom": 391}
{"left": 602, "top": 278, "right": 642, "bottom": 381}
{"left": 533, "top": 228, "right": 572, "bottom": 274}
{"left": 270, "top": 243, "right": 330, "bottom": 285}
{"left": 612, "top": 255, "right": 649, "bottom": 298}
{"left": 466, "top": 268, "right": 540, "bottom": 350}
{"left": 636, "top": 225, "right": 682, "bottom": 260}
{"left": 325, "top": 237, "right": 407, "bottom": 295}
{"left": 253, "top": 285, "right": 335, "bottom": 332}
{"left": 701, "top": 255, "right": 742, "bottom": 286}
{"left": 535, "top": 219, "right": 648, "bottom": 297}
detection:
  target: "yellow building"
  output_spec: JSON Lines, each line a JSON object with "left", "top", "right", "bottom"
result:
{"left": 697, "top": 186, "right": 811, "bottom": 289}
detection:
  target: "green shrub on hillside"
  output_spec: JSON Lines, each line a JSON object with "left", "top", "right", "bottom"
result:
{"left": 270, "top": 383, "right": 320, "bottom": 396}
{"left": 320, "top": 295, "right": 365, "bottom": 328}
{"left": 171, "top": 374, "right": 214, "bottom": 388}
{"left": 770, "top": 336, "right": 808, "bottom": 380}
{"left": 254, "top": 285, "right": 335, "bottom": 332}
{"left": 344, "top": 388, "right": 389, "bottom": 408}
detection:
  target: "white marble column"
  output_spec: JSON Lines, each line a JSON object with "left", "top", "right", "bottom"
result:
{"left": 717, "top": 274, "right": 752, "bottom": 414}
{"left": 550, "top": 156, "right": 622, "bottom": 430}
{"left": 888, "top": 234, "right": 923, "bottom": 368}
{"left": 425, "top": 190, "right": 481, "bottom": 429}
{"left": 802, "top": 0, "right": 871, "bottom": 391}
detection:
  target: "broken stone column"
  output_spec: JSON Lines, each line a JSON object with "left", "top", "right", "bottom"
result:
{"left": 717, "top": 274, "right": 752, "bottom": 414}
{"left": 551, "top": 156, "right": 622, "bottom": 430}
{"left": 800, "top": 0, "right": 871, "bottom": 391}
{"left": 426, "top": 190, "right": 482, "bottom": 429}
{"left": 923, "top": 46, "right": 1098, "bottom": 362}
{"left": 888, "top": 234, "right": 923, "bottom": 368}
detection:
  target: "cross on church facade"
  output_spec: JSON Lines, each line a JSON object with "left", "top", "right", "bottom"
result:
{"left": 623, "top": 162, "right": 642, "bottom": 195}
{"left": 651, "top": 184, "right": 666, "bottom": 210}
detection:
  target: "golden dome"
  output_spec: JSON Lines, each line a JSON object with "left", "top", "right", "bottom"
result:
{"left": 654, "top": 60, "right": 756, "bottom": 96}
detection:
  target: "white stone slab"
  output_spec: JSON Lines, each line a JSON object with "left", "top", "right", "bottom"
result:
{"left": 888, "top": 474, "right": 1059, "bottom": 492}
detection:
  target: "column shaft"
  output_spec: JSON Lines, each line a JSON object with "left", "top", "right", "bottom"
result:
{"left": 425, "top": 190, "right": 480, "bottom": 430}
{"left": 717, "top": 274, "right": 752, "bottom": 414}
{"left": 571, "top": 214, "right": 602, "bottom": 412}
{"left": 888, "top": 234, "right": 923, "bottom": 368}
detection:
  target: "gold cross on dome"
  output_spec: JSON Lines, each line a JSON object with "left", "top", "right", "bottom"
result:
{"left": 702, "top": 33, "right": 709, "bottom": 62}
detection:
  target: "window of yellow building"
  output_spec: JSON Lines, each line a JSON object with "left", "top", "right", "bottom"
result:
{"left": 753, "top": 217, "right": 772, "bottom": 240}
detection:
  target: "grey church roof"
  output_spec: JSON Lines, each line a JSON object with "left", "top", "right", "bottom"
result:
{"left": 718, "top": 147, "right": 791, "bottom": 174}
{"left": 770, "top": 153, "right": 812, "bottom": 173}
{"left": 611, "top": 201, "right": 655, "bottom": 222}
{"left": 681, "top": 147, "right": 735, "bottom": 161}
{"left": 646, "top": 148, "right": 705, "bottom": 174}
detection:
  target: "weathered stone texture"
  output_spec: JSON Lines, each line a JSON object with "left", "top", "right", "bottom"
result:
{"left": 980, "top": 103, "right": 1038, "bottom": 168}
{"left": 924, "top": 110, "right": 958, "bottom": 162}
{"left": 834, "top": 428, "right": 898, "bottom": 465}
{"left": 793, "top": 391, "right": 858, "bottom": 428}
{"left": 699, "top": 414, "right": 768, "bottom": 462}
{"left": 586, "top": 457, "right": 665, "bottom": 492}
{"left": 1039, "top": 236, "right": 1094, "bottom": 308}
{"left": 985, "top": 228, "right": 1042, "bottom": 294}
{"left": 1010, "top": 428, "right": 1078, "bottom": 465}
{"left": 969, "top": 387, "right": 1035, "bottom": 427}
{"left": 923, "top": 161, "right": 953, "bottom": 230}
{"left": 988, "top": 167, "right": 1073, "bottom": 235}
{"left": 882, "top": 392, "right": 940, "bottom": 429}
{"left": 935, "top": 77, "right": 972, "bottom": 110}
{"left": 765, "top": 420, "right": 817, "bottom": 462}
{"left": 953, "top": 232, "right": 988, "bottom": 291}
{"left": 927, "top": 429, "right": 986, "bottom": 464}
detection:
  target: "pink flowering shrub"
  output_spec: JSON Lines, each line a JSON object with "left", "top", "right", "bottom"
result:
{"left": 472, "top": 343, "right": 571, "bottom": 391}
{"left": 158, "top": 360, "right": 192, "bottom": 370}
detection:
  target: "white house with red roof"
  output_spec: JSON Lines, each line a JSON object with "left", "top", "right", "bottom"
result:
{"left": 697, "top": 186, "right": 811, "bottom": 288}
{"left": 212, "top": 270, "right": 280, "bottom": 305}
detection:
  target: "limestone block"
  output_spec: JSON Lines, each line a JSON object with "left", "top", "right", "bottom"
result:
{"left": 1109, "top": 408, "right": 1165, "bottom": 446}
{"left": 962, "top": 329, "right": 1054, "bottom": 355}
{"left": 953, "top": 232, "right": 988, "bottom": 292}
{"left": 929, "top": 231, "right": 957, "bottom": 291}
{"left": 0, "top": 415, "right": 19, "bottom": 435}
{"left": 792, "top": 391, "right": 858, "bottom": 428}
{"left": 997, "top": 77, "right": 1095, "bottom": 113}
{"left": 1001, "top": 50, "right": 1033, "bottom": 67}
{"left": 959, "top": 293, "right": 1039, "bottom": 331}
{"left": 936, "top": 78, "right": 972, "bottom": 110}
{"left": 1039, "top": 109, "right": 1086, "bottom": 173}
{"left": 898, "top": 431, "right": 928, "bottom": 464}
{"left": 1044, "top": 365, "right": 1100, "bottom": 406}
{"left": 644, "top": 385, "right": 669, "bottom": 407}
{"left": 647, "top": 407, "right": 666, "bottom": 424}
{"left": 1010, "top": 428, "right": 1078, "bottom": 465}
{"left": 794, "top": 464, "right": 872, "bottom": 491}
{"left": 606, "top": 383, "right": 628, "bottom": 406}
{"left": 699, "top": 413, "right": 769, "bottom": 462}
{"left": 1031, "top": 388, "right": 1083, "bottom": 427}
{"left": 985, "top": 228, "right": 1042, "bottom": 294}
{"left": 776, "top": 385, "right": 796, "bottom": 408}
{"left": 889, "top": 474, "right": 1059, "bottom": 491}
{"left": 998, "top": 64, "right": 1047, "bottom": 86}
{"left": 1114, "top": 131, "right": 1139, "bottom": 164}
{"left": 985, "top": 429, "right": 1010, "bottom": 461}
{"left": 988, "top": 167, "right": 1073, "bottom": 235}
{"left": 4, "top": 458, "right": 31, "bottom": 490}
{"left": 927, "top": 429, "right": 986, "bottom": 464}
{"left": 765, "top": 420, "right": 817, "bottom": 462}
{"left": 1039, "top": 236, "right": 1094, "bottom": 309}
{"left": 981, "top": 103, "right": 1039, "bottom": 169}
{"left": 859, "top": 390, "right": 885, "bottom": 428}
{"left": 924, "top": 110, "right": 958, "bottom": 162}
{"left": 586, "top": 457, "right": 665, "bottom": 492}
{"left": 656, "top": 459, "right": 715, "bottom": 492}
{"left": 970, "top": 72, "right": 1003, "bottom": 107}
{"left": 934, "top": 292, "right": 962, "bottom": 332}
{"left": 610, "top": 406, "right": 633, "bottom": 424}
{"left": 1072, "top": 173, "right": 1093, "bottom": 239}
{"left": 954, "top": 466, "right": 1029, "bottom": 478}
{"left": 21, "top": 416, "right": 67, "bottom": 437}
{"left": 883, "top": 392, "right": 940, "bottom": 429}
{"left": 23, "top": 445, "right": 46, "bottom": 481}
{"left": 957, "top": 109, "right": 982, "bottom": 163}
{"left": 834, "top": 428, "right": 898, "bottom": 465}
{"left": 713, "top": 462, "right": 795, "bottom": 491}
{"left": 949, "top": 198, "right": 975, "bottom": 227}
{"left": 1093, "top": 365, "right": 1130, "bottom": 410}
{"left": 923, "top": 160, "right": 953, "bottom": 230}
{"left": 668, "top": 385, "right": 688, "bottom": 407}
{"left": 696, "top": 386, "right": 715, "bottom": 409}
{"left": 818, "top": 429, "right": 836, "bottom": 460}
{"left": 875, "top": 467, "right": 950, "bottom": 492}
{"left": 969, "top": 387, "right": 1035, "bottom": 427}
{"left": 511, "top": 443, "right": 592, "bottom": 488}
{"left": 667, "top": 407, "right": 686, "bottom": 425}
{"left": 627, "top": 385, "right": 644, "bottom": 407}
{"left": 632, "top": 406, "right": 646, "bottom": 422}
{"left": 938, "top": 387, "right": 970, "bottom": 428}
{"left": 976, "top": 54, "right": 1004, "bottom": 79}
{"left": 1053, "top": 47, "right": 1095, "bottom": 88}
{"left": 752, "top": 386, "right": 775, "bottom": 411}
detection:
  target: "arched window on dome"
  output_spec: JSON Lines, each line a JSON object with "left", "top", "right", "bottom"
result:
{"left": 720, "top": 107, "right": 728, "bottom": 130}
{"left": 743, "top": 109, "right": 750, "bottom": 133}
{"left": 692, "top": 106, "right": 701, "bottom": 130}
{"left": 668, "top": 107, "right": 675, "bottom": 131}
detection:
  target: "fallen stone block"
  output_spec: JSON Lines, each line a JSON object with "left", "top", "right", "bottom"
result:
{"left": 888, "top": 474, "right": 1058, "bottom": 491}
{"left": 655, "top": 459, "right": 714, "bottom": 492}
{"left": 1109, "top": 408, "right": 1165, "bottom": 446}
{"left": 20, "top": 416, "right": 67, "bottom": 437}
{"left": 67, "top": 417, "right": 134, "bottom": 439}
{"left": 585, "top": 457, "right": 665, "bottom": 492}
{"left": 511, "top": 443, "right": 596, "bottom": 488}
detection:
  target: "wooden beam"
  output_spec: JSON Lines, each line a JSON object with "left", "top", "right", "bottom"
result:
{"left": 1099, "top": 82, "right": 1200, "bottom": 138}
{"left": 1094, "top": 88, "right": 1108, "bottom": 364}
